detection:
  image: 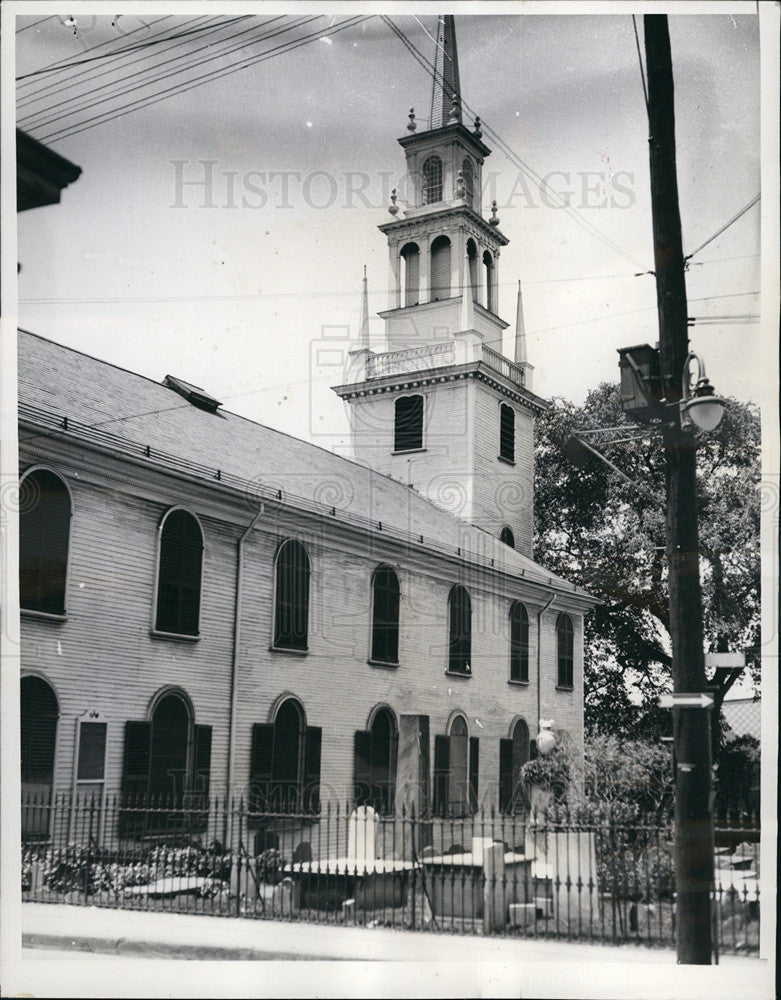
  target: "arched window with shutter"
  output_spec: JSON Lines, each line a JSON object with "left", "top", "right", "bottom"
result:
{"left": 155, "top": 508, "right": 203, "bottom": 636}
{"left": 422, "top": 155, "right": 443, "bottom": 204}
{"left": 448, "top": 584, "right": 471, "bottom": 675}
{"left": 433, "top": 713, "right": 479, "bottom": 817}
{"left": 510, "top": 601, "right": 529, "bottom": 682}
{"left": 273, "top": 540, "right": 310, "bottom": 651}
{"left": 500, "top": 718, "right": 530, "bottom": 814}
{"left": 483, "top": 250, "right": 494, "bottom": 312}
{"left": 430, "top": 235, "right": 451, "bottom": 301}
{"left": 19, "top": 468, "right": 71, "bottom": 616}
{"left": 371, "top": 565, "right": 400, "bottom": 664}
{"left": 354, "top": 706, "right": 398, "bottom": 813}
{"left": 557, "top": 613, "right": 575, "bottom": 688}
{"left": 400, "top": 242, "right": 420, "bottom": 307}
{"left": 466, "top": 238, "right": 479, "bottom": 301}
{"left": 500, "top": 526, "right": 515, "bottom": 549}
{"left": 249, "top": 697, "right": 321, "bottom": 815}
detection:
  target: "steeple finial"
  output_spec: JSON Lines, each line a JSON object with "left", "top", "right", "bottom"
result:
{"left": 358, "top": 265, "right": 370, "bottom": 350}
{"left": 514, "top": 279, "right": 527, "bottom": 365}
{"left": 430, "top": 15, "right": 462, "bottom": 129}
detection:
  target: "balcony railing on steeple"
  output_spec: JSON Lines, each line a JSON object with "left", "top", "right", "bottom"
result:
{"left": 364, "top": 341, "right": 526, "bottom": 389}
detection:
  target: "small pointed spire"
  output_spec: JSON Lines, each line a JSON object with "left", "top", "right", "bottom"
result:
{"left": 430, "top": 15, "right": 462, "bottom": 129}
{"left": 461, "top": 246, "right": 475, "bottom": 332}
{"left": 358, "top": 265, "right": 370, "bottom": 349}
{"left": 514, "top": 279, "right": 527, "bottom": 365}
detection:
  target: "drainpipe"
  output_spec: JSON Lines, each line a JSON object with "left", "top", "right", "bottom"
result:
{"left": 536, "top": 591, "right": 556, "bottom": 743}
{"left": 225, "top": 504, "right": 264, "bottom": 825}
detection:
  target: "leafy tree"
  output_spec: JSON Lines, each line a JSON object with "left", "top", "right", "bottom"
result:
{"left": 534, "top": 383, "right": 760, "bottom": 736}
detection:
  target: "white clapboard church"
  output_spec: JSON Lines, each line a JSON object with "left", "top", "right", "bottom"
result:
{"left": 19, "top": 15, "right": 595, "bottom": 841}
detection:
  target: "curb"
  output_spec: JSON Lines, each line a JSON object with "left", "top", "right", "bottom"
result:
{"left": 22, "top": 933, "right": 352, "bottom": 962}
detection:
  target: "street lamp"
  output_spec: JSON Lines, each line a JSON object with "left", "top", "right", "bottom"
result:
{"left": 679, "top": 353, "right": 726, "bottom": 433}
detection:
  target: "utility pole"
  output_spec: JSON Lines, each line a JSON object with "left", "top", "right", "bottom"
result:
{"left": 644, "top": 14, "right": 714, "bottom": 964}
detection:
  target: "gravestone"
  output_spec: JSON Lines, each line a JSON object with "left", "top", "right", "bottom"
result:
{"left": 347, "top": 805, "right": 378, "bottom": 862}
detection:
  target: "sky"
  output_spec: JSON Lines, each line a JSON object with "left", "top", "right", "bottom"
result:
{"left": 14, "top": 7, "right": 765, "bottom": 457}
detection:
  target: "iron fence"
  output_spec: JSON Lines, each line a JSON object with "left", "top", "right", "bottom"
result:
{"left": 21, "top": 793, "right": 760, "bottom": 955}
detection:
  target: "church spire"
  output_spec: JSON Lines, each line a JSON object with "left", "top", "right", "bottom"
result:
{"left": 514, "top": 279, "right": 527, "bottom": 365}
{"left": 358, "top": 265, "right": 370, "bottom": 349}
{"left": 429, "top": 15, "right": 462, "bottom": 129}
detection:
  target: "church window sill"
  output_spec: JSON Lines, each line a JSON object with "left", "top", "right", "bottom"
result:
{"left": 150, "top": 629, "right": 200, "bottom": 642}
{"left": 392, "top": 448, "right": 426, "bottom": 456}
{"left": 269, "top": 645, "right": 309, "bottom": 657}
{"left": 498, "top": 455, "right": 516, "bottom": 466}
{"left": 445, "top": 669, "right": 472, "bottom": 679}
{"left": 21, "top": 608, "right": 67, "bottom": 624}
{"left": 508, "top": 678, "right": 529, "bottom": 687}
{"left": 368, "top": 658, "right": 399, "bottom": 669}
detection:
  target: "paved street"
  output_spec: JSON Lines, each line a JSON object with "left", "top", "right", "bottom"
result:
{"left": 7, "top": 902, "right": 774, "bottom": 999}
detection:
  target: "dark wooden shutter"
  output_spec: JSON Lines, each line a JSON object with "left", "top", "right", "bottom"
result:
{"left": 77, "top": 722, "right": 106, "bottom": 781}
{"left": 303, "top": 726, "right": 322, "bottom": 814}
{"left": 354, "top": 730, "right": 373, "bottom": 807}
{"left": 249, "top": 722, "right": 274, "bottom": 825}
{"left": 500, "top": 404, "right": 515, "bottom": 462}
{"left": 394, "top": 395, "right": 423, "bottom": 452}
{"left": 433, "top": 734, "right": 450, "bottom": 817}
{"left": 274, "top": 541, "right": 309, "bottom": 650}
{"left": 371, "top": 567, "right": 399, "bottom": 663}
{"left": 468, "top": 736, "right": 480, "bottom": 813}
{"left": 156, "top": 510, "right": 202, "bottom": 636}
{"left": 530, "top": 739, "right": 538, "bottom": 761}
{"left": 119, "top": 721, "right": 151, "bottom": 837}
{"left": 19, "top": 470, "right": 70, "bottom": 615}
{"left": 499, "top": 738, "right": 513, "bottom": 814}
{"left": 190, "top": 724, "right": 212, "bottom": 832}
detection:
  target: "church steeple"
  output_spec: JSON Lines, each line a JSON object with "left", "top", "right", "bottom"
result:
{"left": 430, "top": 14, "right": 462, "bottom": 129}
{"left": 358, "top": 264, "right": 370, "bottom": 350}
{"left": 333, "top": 15, "right": 546, "bottom": 559}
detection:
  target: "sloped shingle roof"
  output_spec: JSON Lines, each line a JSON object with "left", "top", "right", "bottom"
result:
{"left": 18, "top": 328, "right": 593, "bottom": 602}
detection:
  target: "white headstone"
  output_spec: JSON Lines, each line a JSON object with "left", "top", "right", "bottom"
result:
{"left": 347, "top": 805, "right": 378, "bottom": 861}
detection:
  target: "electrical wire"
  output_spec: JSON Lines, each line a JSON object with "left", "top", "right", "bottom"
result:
{"left": 15, "top": 16, "right": 56, "bottom": 33}
{"left": 684, "top": 194, "right": 761, "bottom": 261}
{"left": 17, "top": 15, "right": 175, "bottom": 98}
{"left": 34, "top": 16, "right": 370, "bottom": 145}
{"left": 20, "top": 17, "right": 285, "bottom": 132}
{"left": 17, "top": 17, "right": 238, "bottom": 81}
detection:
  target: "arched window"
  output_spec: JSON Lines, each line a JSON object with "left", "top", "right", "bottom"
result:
{"left": 499, "top": 404, "right": 515, "bottom": 463}
{"left": 119, "top": 688, "right": 212, "bottom": 837}
{"left": 354, "top": 707, "right": 398, "bottom": 813}
{"left": 461, "top": 158, "right": 474, "bottom": 209}
{"left": 371, "top": 565, "right": 400, "bottom": 664}
{"left": 400, "top": 242, "right": 420, "bottom": 307}
{"left": 422, "top": 155, "right": 443, "bottom": 204}
{"left": 250, "top": 697, "right": 322, "bottom": 814}
{"left": 510, "top": 601, "right": 529, "bottom": 682}
{"left": 19, "top": 468, "right": 71, "bottom": 615}
{"left": 430, "top": 235, "right": 451, "bottom": 301}
{"left": 155, "top": 509, "right": 203, "bottom": 636}
{"left": 394, "top": 395, "right": 423, "bottom": 452}
{"left": 274, "top": 540, "right": 310, "bottom": 650}
{"left": 500, "top": 718, "right": 530, "bottom": 814}
{"left": 448, "top": 584, "right": 471, "bottom": 674}
{"left": 557, "top": 613, "right": 574, "bottom": 688}
{"left": 483, "top": 250, "right": 494, "bottom": 312}
{"left": 149, "top": 692, "right": 190, "bottom": 806}
{"left": 21, "top": 676, "right": 58, "bottom": 838}
{"left": 466, "top": 238, "right": 479, "bottom": 301}
{"left": 500, "top": 526, "right": 515, "bottom": 549}
{"left": 433, "top": 714, "right": 479, "bottom": 817}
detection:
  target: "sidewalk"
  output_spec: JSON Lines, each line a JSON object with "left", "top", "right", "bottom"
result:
{"left": 13, "top": 901, "right": 773, "bottom": 999}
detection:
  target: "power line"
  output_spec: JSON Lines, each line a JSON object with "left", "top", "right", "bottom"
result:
{"left": 17, "top": 15, "right": 175, "bottom": 92}
{"left": 381, "top": 15, "right": 647, "bottom": 273}
{"left": 34, "top": 16, "right": 370, "bottom": 145}
{"left": 16, "top": 17, "right": 238, "bottom": 81}
{"left": 684, "top": 194, "right": 761, "bottom": 261}
{"left": 15, "top": 16, "right": 56, "bottom": 33}
{"left": 20, "top": 17, "right": 283, "bottom": 132}
{"left": 17, "top": 17, "right": 211, "bottom": 108}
